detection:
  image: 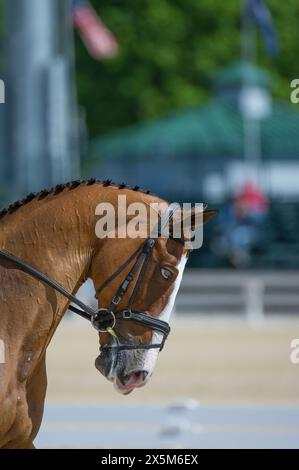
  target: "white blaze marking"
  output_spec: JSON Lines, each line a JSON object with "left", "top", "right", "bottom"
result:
{"left": 0, "top": 339, "right": 5, "bottom": 364}
{"left": 159, "top": 254, "right": 188, "bottom": 323}
{"left": 141, "top": 254, "right": 188, "bottom": 373}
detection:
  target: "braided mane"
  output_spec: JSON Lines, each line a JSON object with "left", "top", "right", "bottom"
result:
{"left": 0, "top": 179, "right": 152, "bottom": 218}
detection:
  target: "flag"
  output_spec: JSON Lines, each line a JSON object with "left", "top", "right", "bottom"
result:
{"left": 72, "top": 0, "right": 119, "bottom": 59}
{"left": 247, "top": 0, "right": 279, "bottom": 56}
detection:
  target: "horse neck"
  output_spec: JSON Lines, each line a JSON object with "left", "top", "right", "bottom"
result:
{"left": 0, "top": 187, "right": 104, "bottom": 364}
{"left": 1, "top": 187, "right": 98, "bottom": 313}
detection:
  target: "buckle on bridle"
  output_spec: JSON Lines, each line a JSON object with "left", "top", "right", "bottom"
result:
{"left": 143, "top": 238, "right": 155, "bottom": 253}
{"left": 122, "top": 310, "right": 132, "bottom": 319}
{"left": 111, "top": 295, "right": 121, "bottom": 305}
{"left": 91, "top": 308, "right": 116, "bottom": 333}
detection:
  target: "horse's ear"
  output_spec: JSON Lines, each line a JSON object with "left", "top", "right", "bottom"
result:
{"left": 201, "top": 209, "right": 219, "bottom": 225}
{"left": 183, "top": 207, "right": 218, "bottom": 231}
{"left": 171, "top": 207, "right": 218, "bottom": 237}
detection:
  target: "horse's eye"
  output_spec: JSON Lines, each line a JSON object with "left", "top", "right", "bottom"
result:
{"left": 160, "top": 267, "right": 173, "bottom": 280}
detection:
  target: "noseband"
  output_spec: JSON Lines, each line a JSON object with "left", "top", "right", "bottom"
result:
{"left": 0, "top": 207, "right": 184, "bottom": 353}
{"left": 93, "top": 235, "right": 180, "bottom": 353}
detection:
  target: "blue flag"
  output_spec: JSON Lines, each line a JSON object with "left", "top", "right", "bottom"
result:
{"left": 247, "top": 0, "right": 279, "bottom": 56}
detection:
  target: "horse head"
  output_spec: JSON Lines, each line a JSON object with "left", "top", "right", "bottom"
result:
{"left": 90, "top": 205, "right": 217, "bottom": 394}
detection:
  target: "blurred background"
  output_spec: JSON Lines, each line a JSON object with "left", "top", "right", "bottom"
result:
{"left": 1, "top": 0, "right": 299, "bottom": 448}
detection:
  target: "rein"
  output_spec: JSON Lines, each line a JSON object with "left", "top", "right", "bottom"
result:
{"left": 0, "top": 207, "right": 184, "bottom": 353}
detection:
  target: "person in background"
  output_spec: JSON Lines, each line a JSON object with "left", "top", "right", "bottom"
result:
{"left": 233, "top": 182, "right": 268, "bottom": 224}
{"left": 216, "top": 183, "right": 269, "bottom": 267}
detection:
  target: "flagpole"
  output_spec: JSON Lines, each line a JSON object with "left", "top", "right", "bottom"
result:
{"left": 240, "top": 0, "right": 261, "bottom": 185}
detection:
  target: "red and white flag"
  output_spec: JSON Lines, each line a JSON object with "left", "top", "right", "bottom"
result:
{"left": 72, "top": 0, "right": 119, "bottom": 59}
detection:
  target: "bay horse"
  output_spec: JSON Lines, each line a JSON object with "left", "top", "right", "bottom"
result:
{"left": 0, "top": 180, "right": 216, "bottom": 448}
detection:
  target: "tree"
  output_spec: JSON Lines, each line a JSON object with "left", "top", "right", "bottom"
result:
{"left": 75, "top": 0, "right": 299, "bottom": 138}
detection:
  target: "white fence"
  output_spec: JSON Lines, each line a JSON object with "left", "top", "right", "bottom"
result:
{"left": 175, "top": 270, "right": 299, "bottom": 320}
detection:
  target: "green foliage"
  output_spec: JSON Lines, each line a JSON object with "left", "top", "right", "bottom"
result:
{"left": 75, "top": 0, "right": 299, "bottom": 138}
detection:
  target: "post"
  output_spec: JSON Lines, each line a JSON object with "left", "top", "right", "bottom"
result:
{"left": 5, "top": 0, "right": 55, "bottom": 198}
{"left": 245, "top": 277, "right": 265, "bottom": 325}
{"left": 5, "top": 0, "right": 80, "bottom": 201}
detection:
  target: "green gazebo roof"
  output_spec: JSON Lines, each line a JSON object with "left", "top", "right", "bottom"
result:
{"left": 90, "top": 100, "right": 299, "bottom": 161}
{"left": 90, "top": 63, "right": 299, "bottom": 163}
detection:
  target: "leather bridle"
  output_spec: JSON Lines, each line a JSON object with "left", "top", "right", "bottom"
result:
{"left": 0, "top": 207, "right": 184, "bottom": 353}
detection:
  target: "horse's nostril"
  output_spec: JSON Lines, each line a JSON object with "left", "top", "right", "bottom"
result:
{"left": 122, "top": 370, "right": 148, "bottom": 385}
{"left": 136, "top": 370, "right": 148, "bottom": 382}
